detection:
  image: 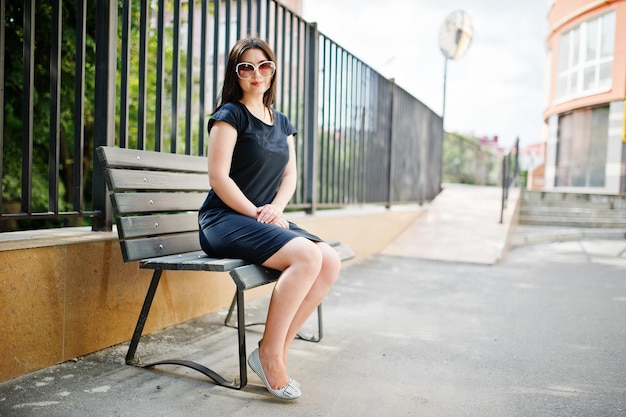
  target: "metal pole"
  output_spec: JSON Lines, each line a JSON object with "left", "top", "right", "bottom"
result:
{"left": 442, "top": 57, "right": 448, "bottom": 129}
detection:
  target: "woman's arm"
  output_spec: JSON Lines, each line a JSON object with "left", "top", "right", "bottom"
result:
{"left": 207, "top": 121, "right": 258, "bottom": 219}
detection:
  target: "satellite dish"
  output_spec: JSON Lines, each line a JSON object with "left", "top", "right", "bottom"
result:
{"left": 438, "top": 11, "right": 473, "bottom": 60}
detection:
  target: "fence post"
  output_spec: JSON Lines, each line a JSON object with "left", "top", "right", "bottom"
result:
{"left": 92, "top": 0, "right": 117, "bottom": 232}
{"left": 304, "top": 22, "right": 319, "bottom": 214}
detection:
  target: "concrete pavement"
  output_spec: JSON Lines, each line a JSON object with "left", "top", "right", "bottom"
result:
{"left": 1, "top": 184, "right": 625, "bottom": 417}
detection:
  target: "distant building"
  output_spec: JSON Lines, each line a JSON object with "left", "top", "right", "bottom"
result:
{"left": 541, "top": 0, "right": 626, "bottom": 194}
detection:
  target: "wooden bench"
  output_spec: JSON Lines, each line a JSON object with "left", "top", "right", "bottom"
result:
{"left": 96, "top": 146, "right": 354, "bottom": 390}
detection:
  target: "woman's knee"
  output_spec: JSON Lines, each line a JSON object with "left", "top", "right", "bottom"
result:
{"left": 264, "top": 237, "right": 323, "bottom": 274}
{"left": 318, "top": 243, "right": 342, "bottom": 284}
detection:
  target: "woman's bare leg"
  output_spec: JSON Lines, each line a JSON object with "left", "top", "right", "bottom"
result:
{"left": 257, "top": 237, "right": 323, "bottom": 389}
{"left": 282, "top": 242, "right": 341, "bottom": 358}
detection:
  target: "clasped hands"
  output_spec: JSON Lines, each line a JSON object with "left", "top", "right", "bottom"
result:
{"left": 256, "top": 204, "right": 289, "bottom": 229}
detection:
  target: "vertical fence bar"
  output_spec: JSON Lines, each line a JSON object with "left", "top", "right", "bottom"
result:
{"left": 331, "top": 44, "right": 339, "bottom": 203}
{"left": 346, "top": 56, "right": 354, "bottom": 203}
{"left": 294, "top": 17, "right": 301, "bottom": 128}
{"left": 304, "top": 22, "right": 319, "bottom": 213}
{"left": 212, "top": 0, "right": 220, "bottom": 108}
{"left": 279, "top": 6, "right": 286, "bottom": 111}
{"left": 271, "top": 1, "right": 278, "bottom": 52}
{"left": 198, "top": 0, "right": 208, "bottom": 155}
{"left": 49, "top": 0, "right": 62, "bottom": 214}
{"left": 170, "top": 1, "right": 181, "bottom": 153}
{"left": 337, "top": 45, "right": 345, "bottom": 203}
{"left": 185, "top": 0, "right": 194, "bottom": 155}
{"left": 286, "top": 14, "right": 293, "bottom": 119}
{"left": 119, "top": 0, "right": 131, "bottom": 148}
{"left": 264, "top": 0, "right": 270, "bottom": 42}
{"left": 499, "top": 157, "right": 505, "bottom": 223}
{"left": 386, "top": 80, "right": 396, "bottom": 208}
{"left": 322, "top": 40, "right": 330, "bottom": 203}
{"left": 155, "top": 0, "right": 165, "bottom": 151}
{"left": 339, "top": 49, "right": 347, "bottom": 203}
{"left": 73, "top": 0, "right": 86, "bottom": 211}
{"left": 21, "top": 0, "right": 34, "bottom": 214}
{"left": 236, "top": 0, "right": 242, "bottom": 39}
{"left": 137, "top": 0, "right": 149, "bottom": 150}
{"left": 255, "top": 0, "right": 262, "bottom": 37}
{"left": 318, "top": 37, "right": 328, "bottom": 204}
{"left": 223, "top": 0, "right": 231, "bottom": 60}
{"left": 246, "top": 0, "right": 252, "bottom": 35}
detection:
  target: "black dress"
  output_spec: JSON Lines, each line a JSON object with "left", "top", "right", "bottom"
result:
{"left": 198, "top": 101, "right": 321, "bottom": 264}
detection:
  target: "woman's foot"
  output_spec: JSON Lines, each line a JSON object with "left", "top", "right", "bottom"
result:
{"left": 248, "top": 348, "right": 301, "bottom": 400}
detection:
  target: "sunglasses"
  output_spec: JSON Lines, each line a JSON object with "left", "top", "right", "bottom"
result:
{"left": 235, "top": 61, "right": 276, "bottom": 79}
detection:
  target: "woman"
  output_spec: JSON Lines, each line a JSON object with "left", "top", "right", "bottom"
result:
{"left": 198, "top": 38, "right": 341, "bottom": 400}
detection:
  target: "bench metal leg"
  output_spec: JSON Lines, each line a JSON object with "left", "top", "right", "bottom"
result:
{"left": 125, "top": 270, "right": 163, "bottom": 364}
{"left": 224, "top": 293, "right": 323, "bottom": 343}
{"left": 236, "top": 288, "right": 247, "bottom": 388}
{"left": 126, "top": 270, "right": 243, "bottom": 389}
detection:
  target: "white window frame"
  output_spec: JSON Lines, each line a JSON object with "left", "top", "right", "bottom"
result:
{"left": 555, "top": 10, "right": 615, "bottom": 102}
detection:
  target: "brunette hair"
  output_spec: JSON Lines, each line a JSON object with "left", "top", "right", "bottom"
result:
{"left": 214, "top": 38, "right": 277, "bottom": 115}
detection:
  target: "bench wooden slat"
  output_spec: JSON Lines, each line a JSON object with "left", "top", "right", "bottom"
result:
{"left": 120, "top": 232, "right": 201, "bottom": 262}
{"left": 140, "top": 251, "right": 248, "bottom": 272}
{"left": 229, "top": 265, "right": 281, "bottom": 291}
{"left": 112, "top": 192, "right": 206, "bottom": 215}
{"left": 117, "top": 212, "right": 199, "bottom": 239}
{"left": 106, "top": 169, "right": 210, "bottom": 192}
{"left": 97, "top": 146, "right": 207, "bottom": 173}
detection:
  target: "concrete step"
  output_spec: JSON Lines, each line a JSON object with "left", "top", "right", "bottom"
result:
{"left": 519, "top": 206, "right": 626, "bottom": 219}
{"left": 521, "top": 200, "right": 616, "bottom": 209}
{"left": 522, "top": 191, "right": 626, "bottom": 209}
{"left": 518, "top": 215, "right": 626, "bottom": 228}
{"left": 511, "top": 226, "right": 626, "bottom": 247}
{"left": 520, "top": 190, "right": 626, "bottom": 228}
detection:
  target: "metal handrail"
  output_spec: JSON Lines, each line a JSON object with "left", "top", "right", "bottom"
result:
{"left": 500, "top": 137, "right": 520, "bottom": 223}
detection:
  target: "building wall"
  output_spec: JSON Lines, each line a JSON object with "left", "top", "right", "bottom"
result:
{"left": 543, "top": 0, "right": 626, "bottom": 193}
{"left": 545, "top": 0, "right": 626, "bottom": 116}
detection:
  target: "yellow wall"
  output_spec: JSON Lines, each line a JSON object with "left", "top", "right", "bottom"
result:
{"left": 0, "top": 207, "right": 422, "bottom": 383}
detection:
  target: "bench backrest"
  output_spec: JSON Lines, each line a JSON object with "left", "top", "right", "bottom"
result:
{"left": 97, "top": 146, "right": 209, "bottom": 262}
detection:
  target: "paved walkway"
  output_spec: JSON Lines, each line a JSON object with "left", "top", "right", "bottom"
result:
{"left": 382, "top": 183, "right": 519, "bottom": 264}
{"left": 1, "top": 184, "right": 625, "bottom": 417}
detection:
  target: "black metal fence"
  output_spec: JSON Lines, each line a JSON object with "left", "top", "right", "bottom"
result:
{"left": 0, "top": 0, "right": 442, "bottom": 232}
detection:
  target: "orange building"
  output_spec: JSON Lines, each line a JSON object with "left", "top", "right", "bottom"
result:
{"left": 543, "top": 0, "right": 626, "bottom": 194}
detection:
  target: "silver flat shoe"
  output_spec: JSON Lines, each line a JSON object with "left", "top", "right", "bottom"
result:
{"left": 248, "top": 348, "right": 301, "bottom": 400}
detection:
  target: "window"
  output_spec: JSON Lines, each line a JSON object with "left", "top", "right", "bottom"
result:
{"left": 556, "top": 11, "right": 615, "bottom": 100}
{"left": 555, "top": 106, "right": 609, "bottom": 187}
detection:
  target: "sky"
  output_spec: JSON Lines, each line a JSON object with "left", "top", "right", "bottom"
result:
{"left": 302, "top": 0, "right": 549, "bottom": 149}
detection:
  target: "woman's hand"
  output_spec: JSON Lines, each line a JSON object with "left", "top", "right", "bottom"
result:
{"left": 257, "top": 204, "right": 289, "bottom": 229}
